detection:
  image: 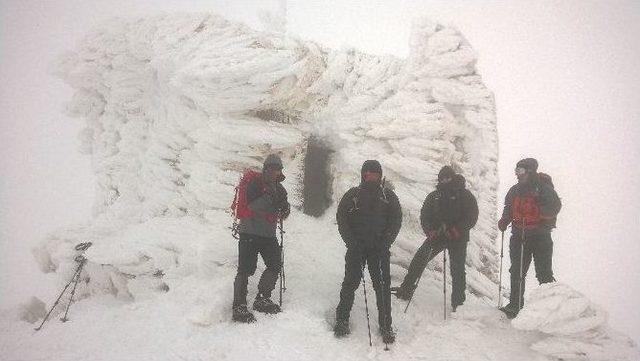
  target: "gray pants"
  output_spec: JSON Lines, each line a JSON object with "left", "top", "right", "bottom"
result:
{"left": 400, "top": 238, "right": 468, "bottom": 307}
{"left": 232, "top": 233, "right": 281, "bottom": 307}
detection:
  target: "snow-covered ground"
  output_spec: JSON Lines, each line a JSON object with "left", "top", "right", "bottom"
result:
{"left": 1, "top": 10, "right": 639, "bottom": 361}
{"left": 2, "top": 212, "right": 638, "bottom": 361}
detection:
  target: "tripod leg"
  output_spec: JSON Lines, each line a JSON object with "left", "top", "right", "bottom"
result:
{"left": 35, "top": 264, "right": 83, "bottom": 331}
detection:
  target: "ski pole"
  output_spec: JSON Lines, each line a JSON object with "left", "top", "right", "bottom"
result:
{"left": 443, "top": 247, "right": 447, "bottom": 320}
{"left": 60, "top": 255, "right": 86, "bottom": 322}
{"left": 404, "top": 241, "right": 434, "bottom": 313}
{"left": 361, "top": 259, "right": 373, "bottom": 347}
{"left": 378, "top": 258, "right": 390, "bottom": 351}
{"left": 518, "top": 219, "right": 526, "bottom": 312}
{"left": 278, "top": 215, "right": 286, "bottom": 307}
{"left": 498, "top": 230, "right": 505, "bottom": 308}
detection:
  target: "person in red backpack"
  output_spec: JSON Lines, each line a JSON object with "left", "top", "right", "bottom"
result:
{"left": 498, "top": 158, "right": 561, "bottom": 318}
{"left": 232, "top": 154, "right": 290, "bottom": 323}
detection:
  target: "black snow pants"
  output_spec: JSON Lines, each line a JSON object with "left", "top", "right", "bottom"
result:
{"left": 232, "top": 233, "right": 281, "bottom": 307}
{"left": 508, "top": 229, "right": 555, "bottom": 308}
{"left": 336, "top": 246, "right": 392, "bottom": 330}
{"left": 400, "top": 238, "right": 468, "bottom": 308}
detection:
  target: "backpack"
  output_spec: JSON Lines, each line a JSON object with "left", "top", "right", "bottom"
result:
{"left": 538, "top": 172, "right": 561, "bottom": 227}
{"left": 538, "top": 172, "right": 554, "bottom": 189}
{"left": 512, "top": 172, "right": 560, "bottom": 229}
{"left": 231, "top": 170, "right": 262, "bottom": 219}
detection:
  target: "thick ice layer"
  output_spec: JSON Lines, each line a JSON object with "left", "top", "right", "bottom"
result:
{"left": 40, "top": 12, "right": 499, "bottom": 303}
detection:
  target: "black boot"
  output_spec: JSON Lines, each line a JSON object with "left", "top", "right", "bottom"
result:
{"left": 253, "top": 295, "right": 282, "bottom": 314}
{"left": 499, "top": 303, "right": 520, "bottom": 319}
{"left": 232, "top": 304, "right": 256, "bottom": 323}
{"left": 334, "top": 319, "right": 350, "bottom": 338}
{"left": 391, "top": 284, "right": 415, "bottom": 301}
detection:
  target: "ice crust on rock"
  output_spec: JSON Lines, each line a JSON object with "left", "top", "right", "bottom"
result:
{"left": 43, "top": 12, "right": 500, "bottom": 307}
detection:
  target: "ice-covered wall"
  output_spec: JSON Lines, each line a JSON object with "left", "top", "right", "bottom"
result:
{"left": 38, "top": 13, "right": 498, "bottom": 302}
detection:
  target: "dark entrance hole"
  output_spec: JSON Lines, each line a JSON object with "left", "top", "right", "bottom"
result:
{"left": 302, "top": 136, "right": 334, "bottom": 217}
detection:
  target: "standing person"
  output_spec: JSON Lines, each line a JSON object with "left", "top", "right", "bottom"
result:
{"left": 334, "top": 160, "right": 402, "bottom": 344}
{"left": 232, "top": 154, "right": 290, "bottom": 323}
{"left": 391, "top": 167, "right": 478, "bottom": 313}
{"left": 498, "top": 158, "right": 561, "bottom": 319}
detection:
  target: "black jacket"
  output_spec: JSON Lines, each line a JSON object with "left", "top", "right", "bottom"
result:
{"left": 336, "top": 184, "right": 402, "bottom": 250}
{"left": 420, "top": 175, "right": 478, "bottom": 242}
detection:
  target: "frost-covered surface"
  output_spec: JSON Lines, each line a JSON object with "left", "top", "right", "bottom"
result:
{"left": 37, "top": 12, "right": 499, "bottom": 304}
{"left": 2, "top": 11, "right": 637, "bottom": 361}
{"left": 512, "top": 283, "right": 639, "bottom": 360}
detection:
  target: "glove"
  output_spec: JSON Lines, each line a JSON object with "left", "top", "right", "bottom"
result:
{"left": 498, "top": 218, "right": 510, "bottom": 232}
{"left": 279, "top": 202, "right": 291, "bottom": 220}
{"left": 446, "top": 226, "right": 461, "bottom": 241}
{"left": 426, "top": 229, "right": 439, "bottom": 241}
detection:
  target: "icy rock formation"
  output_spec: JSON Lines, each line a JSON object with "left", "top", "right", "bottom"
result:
{"left": 38, "top": 13, "right": 498, "bottom": 304}
{"left": 512, "top": 283, "right": 639, "bottom": 360}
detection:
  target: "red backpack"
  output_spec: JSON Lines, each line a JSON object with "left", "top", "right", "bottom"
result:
{"left": 512, "top": 172, "right": 560, "bottom": 229}
{"left": 231, "top": 170, "right": 262, "bottom": 219}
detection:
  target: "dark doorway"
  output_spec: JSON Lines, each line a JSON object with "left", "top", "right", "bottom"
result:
{"left": 302, "top": 136, "right": 333, "bottom": 217}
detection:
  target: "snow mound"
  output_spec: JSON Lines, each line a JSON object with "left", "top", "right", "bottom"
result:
{"left": 512, "top": 283, "right": 639, "bottom": 360}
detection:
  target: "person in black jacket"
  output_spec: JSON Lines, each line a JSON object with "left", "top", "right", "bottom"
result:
{"left": 232, "top": 154, "right": 290, "bottom": 323}
{"left": 392, "top": 166, "right": 478, "bottom": 312}
{"left": 498, "top": 158, "right": 561, "bottom": 319}
{"left": 334, "top": 160, "right": 402, "bottom": 344}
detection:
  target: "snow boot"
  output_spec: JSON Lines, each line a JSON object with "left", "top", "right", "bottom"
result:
{"left": 253, "top": 295, "right": 281, "bottom": 314}
{"left": 380, "top": 327, "right": 396, "bottom": 344}
{"left": 232, "top": 304, "right": 256, "bottom": 323}
{"left": 333, "top": 319, "right": 350, "bottom": 338}
{"left": 499, "top": 303, "right": 520, "bottom": 319}
{"left": 391, "top": 284, "right": 415, "bottom": 301}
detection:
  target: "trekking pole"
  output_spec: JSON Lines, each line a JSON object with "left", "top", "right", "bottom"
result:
{"left": 378, "top": 258, "right": 390, "bottom": 351}
{"left": 404, "top": 242, "right": 434, "bottom": 313}
{"left": 443, "top": 248, "right": 448, "bottom": 320}
{"left": 518, "top": 219, "right": 526, "bottom": 312}
{"left": 278, "top": 215, "right": 286, "bottom": 307}
{"left": 498, "top": 230, "right": 505, "bottom": 308}
{"left": 60, "top": 255, "right": 87, "bottom": 322}
{"left": 361, "top": 260, "right": 373, "bottom": 347}
{"left": 35, "top": 242, "right": 92, "bottom": 331}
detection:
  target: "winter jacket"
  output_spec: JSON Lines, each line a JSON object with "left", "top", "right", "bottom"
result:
{"left": 420, "top": 175, "right": 478, "bottom": 242}
{"left": 500, "top": 174, "right": 561, "bottom": 234}
{"left": 336, "top": 184, "right": 402, "bottom": 250}
{"left": 239, "top": 176, "right": 289, "bottom": 238}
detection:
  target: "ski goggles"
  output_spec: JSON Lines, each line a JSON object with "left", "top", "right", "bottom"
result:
{"left": 515, "top": 167, "right": 527, "bottom": 176}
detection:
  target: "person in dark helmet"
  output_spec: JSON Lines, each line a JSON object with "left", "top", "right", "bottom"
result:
{"left": 232, "top": 154, "right": 291, "bottom": 323}
{"left": 391, "top": 166, "right": 478, "bottom": 312}
{"left": 498, "top": 157, "right": 561, "bottom": 319}
{"left": 334, "top": 160, "right": 402, "bottom": 343}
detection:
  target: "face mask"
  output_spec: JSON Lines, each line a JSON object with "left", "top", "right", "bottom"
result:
{"left": 363, "top": 171, "right": 381, "bottom": 183}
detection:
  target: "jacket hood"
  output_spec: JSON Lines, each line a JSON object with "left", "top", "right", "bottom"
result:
{"left": 263, "top": 154, "right": 283, "bottom": 172}
{"left": 360, "top": 160, "right": 382, "bottom": 183}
